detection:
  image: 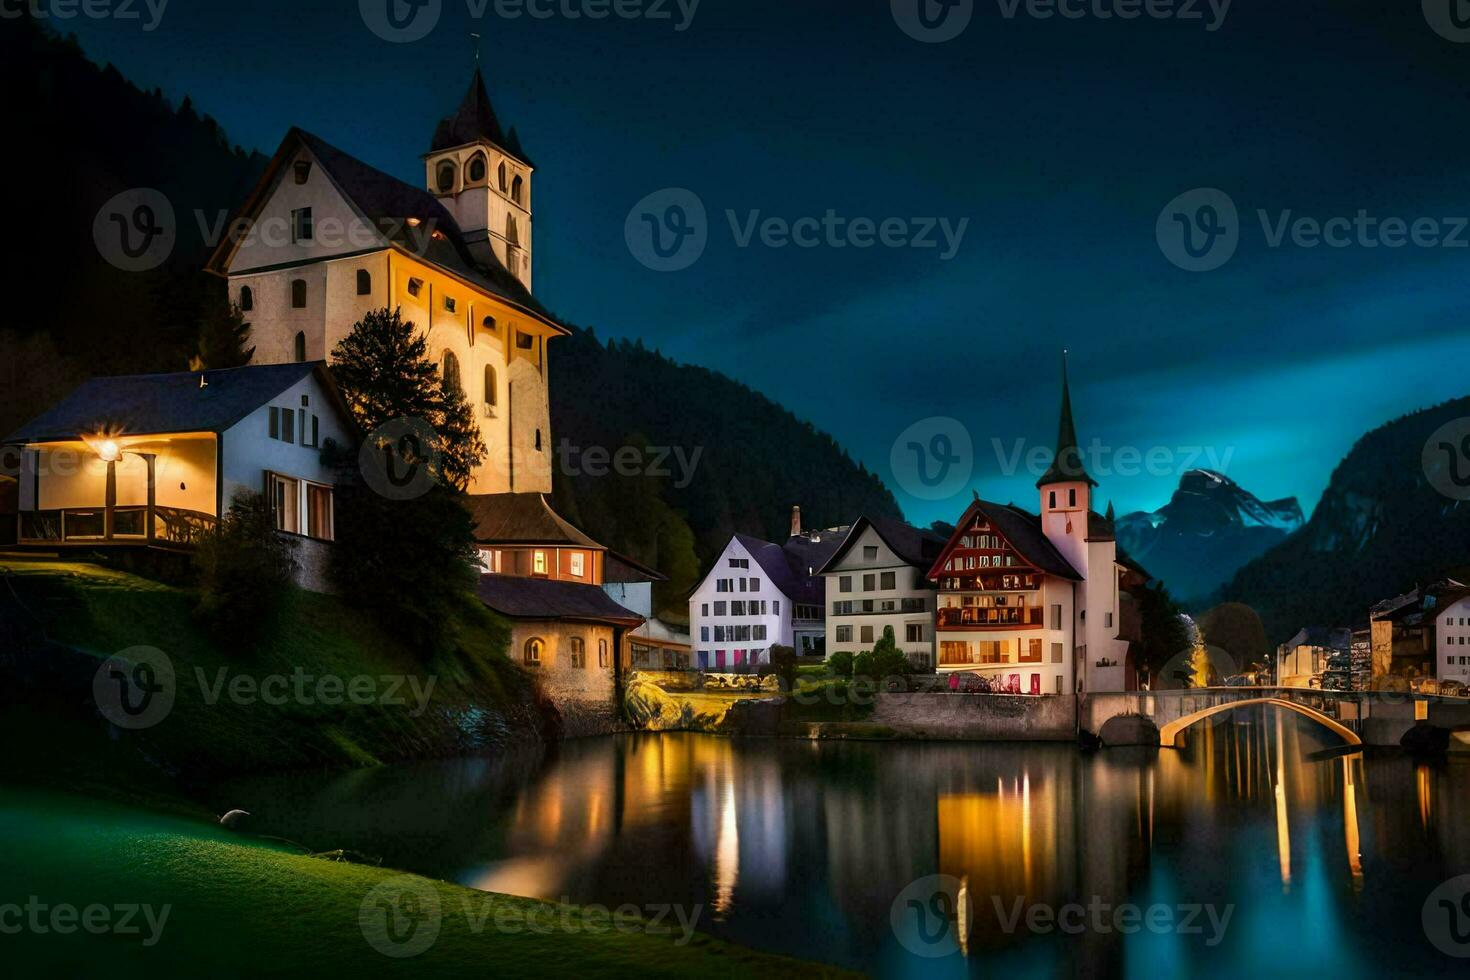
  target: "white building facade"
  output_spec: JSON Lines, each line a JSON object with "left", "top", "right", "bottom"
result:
{"left": 820, "top": 517, "right": 944, "bottom": 667}
{"left": 688, "top": 536, "right": 789, "bottom": 670}
{"left": 1436, "top": 594, "right": 1470, "bottom": 686}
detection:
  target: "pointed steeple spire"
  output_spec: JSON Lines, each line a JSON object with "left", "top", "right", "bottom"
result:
{"left": 431, "top": 67, "right": 530, "bottom": 164}
{"left": 1105, "top": 500, "right": 1115, "bottom": 522}
{"left": 1037, "top": 350, "right": 1097, "bottom": 488}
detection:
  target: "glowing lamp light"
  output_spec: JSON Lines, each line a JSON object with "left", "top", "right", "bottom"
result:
{"left": 97, "top": 439, "right": 121, "bottom": 462}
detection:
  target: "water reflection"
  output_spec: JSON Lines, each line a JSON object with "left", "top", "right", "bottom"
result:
{"left": 216, "top": 707, "right": 1470, "bottom": 975}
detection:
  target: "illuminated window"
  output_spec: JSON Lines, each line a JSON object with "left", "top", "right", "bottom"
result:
{"left": 524, "top": 638, "right": 543, "bottom": 666}
{"left": 269, "top": 474, "right": 300, "bottom": 534}
{"left": 570, "top": 552, "right": 585, "bottom": 577}
{"left": 533, "top": 550, "right": 547, "bottom": 575}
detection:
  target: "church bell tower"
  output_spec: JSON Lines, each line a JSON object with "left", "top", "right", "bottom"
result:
{"left": 424, "top": 68, "right": 534, "bottom": 291}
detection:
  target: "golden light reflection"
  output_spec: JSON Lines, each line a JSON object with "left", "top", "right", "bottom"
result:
{"left": 712, "top": 768, "right": 739, "bottom": 919}
{"left": 1417, "top": 764, "right": 1433, "bottom": 832}
{"left": 1273, "top": 711, "right": 1292, "bottom": 890}
{"left": 1342, "top": 756, "right": 1362, "bottom": 885}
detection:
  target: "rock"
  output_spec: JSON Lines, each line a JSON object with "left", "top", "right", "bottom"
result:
{"left": 219, "top": 809, "right": 251, "bottom": 831}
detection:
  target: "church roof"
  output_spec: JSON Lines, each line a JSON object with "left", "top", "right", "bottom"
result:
{"left": 1037, "top": 354, "right": 1098, "bottom": 488}
{"left": 464, "top": 492, "right": 605, "bottom": 549}
{"left": 3, "top": 362, "right": 353, "bottom": 444}
{"left": 430, "top": 68, "right": 532, "bottom": 166}
{"left": 205, "top": 128, "right": 563, "bottom": 334}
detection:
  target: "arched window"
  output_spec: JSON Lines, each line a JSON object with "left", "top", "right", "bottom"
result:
{"left": 293, "top": 331, "right": 306, "bottom": 363}
{"left": 511, "top": 174, "right": 524, "bottom": 204}
{"left": 524, "top": 637, "right": 543, "bottom": 666}
{"left": 484, "top": 365, "right": 497, "bottom": 408}
{"left": 290, "top": 279, "right": 306, "bottom": 309}
{"left": 482, "top": 315, "right": 496, "bottom": 335}
{"left": 239, "top": 285, "right": 253, "bottom": 311}
{"left": 436, "top": 160, "right": 457, "bottom": 194}
{"left": 467, "top": 152, "right": 487, "bottom": 184}
{"left": 497, "top": 161, "right": 508, "bottom": 192}
{"left": 356, "top": 269, "right": 371, "bottom": 295}
{"left": 441, "top": 350, "right": 461, "bottom": 394}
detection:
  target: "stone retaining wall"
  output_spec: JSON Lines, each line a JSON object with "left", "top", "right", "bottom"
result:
{"left": 868, "top": 692, "right": 1077, "bottom": 741}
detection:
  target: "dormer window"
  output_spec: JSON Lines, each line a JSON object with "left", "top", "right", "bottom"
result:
{"left": 467, "top": 152, "right": 487, "bottom": 183}
{"left": 291, "top": 207, "right": 313, "bottom": 243}
{"left": 293, "top": 160, "right": 311, "bottom": 184}
{"left": 407, "top": 277, "right": 423, "bottom": 298}
{"left": 436, "top": 160, "right": 457, "bottom": 194}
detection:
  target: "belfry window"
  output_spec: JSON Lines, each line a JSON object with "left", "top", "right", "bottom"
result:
{"left": 467, "top": 153, "right": 487, "bottom": 183}
{"left": 436, "top": 160, "right": 457, "bottom": 194}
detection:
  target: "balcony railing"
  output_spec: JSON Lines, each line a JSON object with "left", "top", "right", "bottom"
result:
{"left": 937, "top": 607, "right": 1043, "bottom": 630}
{"left": 19, "top": 506, "right": 216, "bottom": 547}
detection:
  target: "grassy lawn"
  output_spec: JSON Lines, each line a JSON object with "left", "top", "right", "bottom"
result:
{"left": 0, "top": 785, "right": 845, "bottom": 978}
{"left": 0, "top": 559, "right": 536, "bottom": 778}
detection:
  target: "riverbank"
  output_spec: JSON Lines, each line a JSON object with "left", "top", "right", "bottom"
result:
{"left": 0, "top": 784, "right": 846, "bottom": 978}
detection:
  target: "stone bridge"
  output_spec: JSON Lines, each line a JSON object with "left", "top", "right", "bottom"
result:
{"left": 1081, "top": 687, "right": 1470, "bottom": 749}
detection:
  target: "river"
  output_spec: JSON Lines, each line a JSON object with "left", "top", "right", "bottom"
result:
{"left": 214, "top": 707, "right": 1470, "bottom": 976}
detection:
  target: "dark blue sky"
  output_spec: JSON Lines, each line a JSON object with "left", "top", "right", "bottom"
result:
{"left": 61, "top": 0, "right": 1470, "bottom": 525}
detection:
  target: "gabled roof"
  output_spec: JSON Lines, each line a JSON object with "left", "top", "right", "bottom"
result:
{"left": 817, "top": 515, "right": 947, "bottom": 574}
{"left": 718, "top": 532, "right": 839, "bottom": 607}
{"left": 926, "top": 498, "right": 1082, "bottom": 582}
{"left": 204, "top": 128, "right": 563, "bottom": 334}
{"left": 3, "top": 362, "right": 353, "bottom": 444}
{"left": 605, "top": 551, "right": 669, "bottom": 584}
{"left": 476, "top": 576, "right": 642, "bottom": 628}
{"left": 464, "top": 493, "right": 605, "bottom": 549}
{"left": 429, "top": 68, "right": 532, "bottom": 167}
{"left": 1038, "top": 354, "right": 1098, "bottom": 488}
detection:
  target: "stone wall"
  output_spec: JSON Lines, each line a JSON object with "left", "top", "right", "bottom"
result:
{"left": 508, "top": 620, "right": 620, "bottom": 737}
{"left": 290, "top": 536, "right": 334, "bottom": 594}
{"left": 868, "top": 693, "right": 1078, "bottom": 741}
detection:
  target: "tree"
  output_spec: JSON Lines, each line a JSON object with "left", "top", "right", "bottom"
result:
{"left": 768, "top": 644, "right": 798, "bottom": 690}
{"left": 854, "top": 627, "right": 911, "bottom": 680}
{"left": 194, "top": 299, "right": 254, "bottom": 370}
{"left": 329, "top": 307, "right": 486, "bottom": 489}
{"left": 1197, "top": 603, "right": 1271, "bottom": 674}
{"left": 193, "top": 491, "right": 297, "bottom": 650}
{"left": 1134, "top": 581, "right": 1191, "bottom": 684}
{"left": 828, "top": 651, "right": 854, "bottom": 677}
{"left": 327, "top": 308, "right": 486, "bottom": 654}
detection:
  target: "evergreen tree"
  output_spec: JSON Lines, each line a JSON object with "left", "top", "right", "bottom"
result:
{"left": 194, "top": 299, "right": 254, "bottom": 369}
{"left": 330, "top": 307, "right": 486, "bottom": 489}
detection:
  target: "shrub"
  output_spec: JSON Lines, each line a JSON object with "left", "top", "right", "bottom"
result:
{"left": 768, "top": 644, "right": 797, "bottom": 689}
{"left": 828, "top": 651, "right": 854, "bottom": 677}
{"left": 193, "top": 491, "right": 297, "bottom": 650}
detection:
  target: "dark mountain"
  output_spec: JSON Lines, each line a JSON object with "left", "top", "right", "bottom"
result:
{"left": 0, "top": 19, "right": 901, "bottom": 617}
{"left": 1223, "top": 397, "right": 1470, "bottom": 643}
{"left": 1116, "top": 469, "right": 1303, "bottom": 601}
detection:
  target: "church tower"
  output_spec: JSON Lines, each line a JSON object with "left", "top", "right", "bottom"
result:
{"left": 1038, "top": 353, "right": 1097, "bottom": 577}
{"left": 423, "top": 69, "right": 534, "bottom": 290}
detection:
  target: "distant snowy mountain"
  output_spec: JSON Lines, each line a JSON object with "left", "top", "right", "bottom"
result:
{"left": 1116, "top": 470, "right": 1304, "bottom": 601}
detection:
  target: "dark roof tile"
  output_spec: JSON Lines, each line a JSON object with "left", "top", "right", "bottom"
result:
{"left": 476, "top": 575, "right": 642, "bottom": 627}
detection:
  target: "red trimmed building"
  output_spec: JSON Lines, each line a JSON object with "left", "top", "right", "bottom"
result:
{"left": 927, "top": 362, "right": 1134, "bottom": 694}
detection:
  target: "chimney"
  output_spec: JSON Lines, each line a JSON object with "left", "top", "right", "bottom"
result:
{"left": 790, "top": 505, "right": 802, "bottom": 538}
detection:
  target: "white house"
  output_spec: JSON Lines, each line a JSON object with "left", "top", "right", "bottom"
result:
{"left": 928, "top": 361, "right": 1134, "bottom": 694}
{"left": 4, "top": 362, "right": 354, "bottom": 590}
{"left": 1434, "top": 591, "right": 1470, "bottom": 687}
{"left": 688, "top": 514, "right": 844, "bottom": 670}
{"left": 818, "top": 516, "right": 946, "bottom": 667}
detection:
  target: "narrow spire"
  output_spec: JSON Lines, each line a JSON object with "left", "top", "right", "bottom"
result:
{"left": 1037, "top": 349, "right": 1097, "bottom": 488}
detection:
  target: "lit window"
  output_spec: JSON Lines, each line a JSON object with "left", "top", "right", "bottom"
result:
{"left": 269, "top": 474, "right": 300, "bottom": 534}
{"left": 570, "top": 552, "right": 585, "bottom": 577}
{"left": 533, "top": 551, "right": 547, "bottom": 575}
{"left": 524, "top": 638, "right": 543, "bottom": 666}
{"left": 306, "top": 484, "right": 333, "bottom": 541}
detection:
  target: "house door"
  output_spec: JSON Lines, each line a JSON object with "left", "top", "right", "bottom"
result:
{"left": 715, "top": 650, "right": 726, "bottom": 670}
{"left": 698, "top": 651, "right": 709, "bottom": 670}
{"left": 1030, "top": 674, "right": 1041, "bottom": 696}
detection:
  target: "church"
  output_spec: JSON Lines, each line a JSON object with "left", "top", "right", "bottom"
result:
{"left": 928, "top": 362, "right": 1138, "bottom": 694}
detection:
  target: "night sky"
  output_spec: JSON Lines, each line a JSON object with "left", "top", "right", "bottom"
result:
{"left": 59, "top": 0, "right": 1470, "bottom": 526}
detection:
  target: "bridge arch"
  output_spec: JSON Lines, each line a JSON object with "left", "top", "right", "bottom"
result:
{"left": 1157, "top": 697, "right": 1362, "bottom": 749}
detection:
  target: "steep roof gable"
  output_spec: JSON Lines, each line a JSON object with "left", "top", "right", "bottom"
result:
{"left": 926, "top": 498, "right": 1082, "bottom": 582}
{"left": 430, "top": 68, "right": 532, "bottom": 167}
{"left": 817, "top": 515, "right": 947, "bottom": 574}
